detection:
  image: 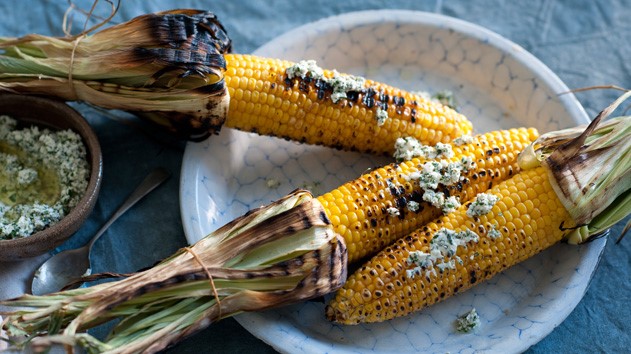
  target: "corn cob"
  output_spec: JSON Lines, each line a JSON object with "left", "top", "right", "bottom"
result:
{"left": 223, "top": 53, "right": 473, "bottom": 154}
{"left": 316, "top": 127, "right": 539, "bottom": 263}
{"left": 0, "top": 10, "right": 473, "bottom": 152}
{"left": 326, "top": 166, "right": 569, "bottom": 324}
{"left": 326, "top": 98, "right": 631, "bottom": 324}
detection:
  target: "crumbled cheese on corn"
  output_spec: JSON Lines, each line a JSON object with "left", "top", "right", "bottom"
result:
{"left": 488, "top": 224, "right": 502, "bottom": 239}
{"left": 453, "top": 134, "right": 475, "bottom": 146}
{"left": 285, "top": 60, "right": 324, "bottom": 80}
{"left": 407, "top": 200, "right": 420, "bottom": 212}
{"left": 286, "top": 60, "right": 367, "bottom": 104}
{"left": 387, "top": 207, "right": 400, "bottom": 217}
{"left": 375, "top": 108, "right": 389, "bottom": 126}
{"left": 466, "top": 193, "right": 499, "bottom": 217}
{"left": 456, "top": 308, "right": 481, "bottom": 333}
{"left": 422, "top": 190, "right": 461, "bottom": 214}
{"left": 406, "top": 228, "right": 479, "bottom": 279}
{"left": 328, "top": 71, "right": 366, "bottom": 103}
{"left": 393, "top": 136, "right": 455, "bottom": 162}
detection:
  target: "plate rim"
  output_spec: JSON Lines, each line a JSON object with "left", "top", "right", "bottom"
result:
{"left": 179, "top": 9, "right": 605, "bottom": 354}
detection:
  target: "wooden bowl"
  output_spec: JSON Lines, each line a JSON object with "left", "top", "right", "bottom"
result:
{"left": 0, "top": 94, "right": 102, "bottom": 260}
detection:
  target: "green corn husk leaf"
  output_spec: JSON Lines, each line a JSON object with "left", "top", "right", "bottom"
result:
{"left": 0, "top": 189, "right": 348, "bottom": 354}
{"left": 0, "top": 9, "right": 232, "bottom": 141}
{"left": 518, "top": 91, "right": 631, "bottom": 244}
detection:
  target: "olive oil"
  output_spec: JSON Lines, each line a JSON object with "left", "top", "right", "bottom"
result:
{"left": 0, "top": 140, "right": 60, "bottom": 206}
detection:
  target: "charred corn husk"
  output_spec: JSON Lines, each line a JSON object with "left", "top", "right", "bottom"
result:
{"left": 0, "top": 10, "right": 472, "bottom": 152}
{"left": 223, "top": 54, "right": 473, "bottom": 154}
{"left": 0, "top": 10, "right": 232, "bottom": 141}
{"left": 1, "top": 190, "right": 347, "bottom": 353}
{"left": 317, "top": 127, "right": 539, "bottom": 263}
{"left": 326, "top": 94, "right": 631, "bottom": 324}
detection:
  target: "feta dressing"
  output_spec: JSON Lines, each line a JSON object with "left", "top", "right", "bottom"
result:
{"left": 407, "top": 200, "right": 420, "bottom": 212}
{"left": 488, "top": 224, "right": 502, "bottom": 239}
{"left": 393, "top": 136, "right": 455, "bottom": 162}
{"left": 466, "top": 193, "right": 499, "bottom": 217}
{"left": 0, "top": 115, "right": 89, "bottom": 239}
{"left": 422, "top": 190, "right": 460, "bottom": 214}
{"left": 286, "top": 60, "right": 396, "bottom": 126}
{"left": 375, "top": 108, "right": 389, "bottom": 126}
{"left": 387, "top": 207, "right": 400, "bottom": 217}
{"left": 406, "top": 228, "right": 479, "bottom": 279}
{"left": 453, "top": 134, "right": 475, "bottom": 146}
{"left": 456, "top": 308, "right": 481, "bottom": 333}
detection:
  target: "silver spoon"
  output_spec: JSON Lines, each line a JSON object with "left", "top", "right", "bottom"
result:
{"left": 31, "top": 167, "right": 170, "bottom": 295}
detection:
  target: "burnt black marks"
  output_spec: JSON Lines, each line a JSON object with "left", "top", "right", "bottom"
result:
{"left": 470, "top": 270, "right": 477, "bottom": 284}
{"left": 363, "top": 87, "right": 377, "bottom": 108}
{"left": 410, "top": 108, "right": 417, "bottom": 123}
{"left": 393, "top": 96, "right": 405, "bottom": 107}
{"left": 320, "top": 210, "right": 331, "bottom": 224}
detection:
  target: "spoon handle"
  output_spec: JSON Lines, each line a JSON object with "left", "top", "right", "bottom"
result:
{"left": 87, "top": 167, "right": 171, "bottom": 251}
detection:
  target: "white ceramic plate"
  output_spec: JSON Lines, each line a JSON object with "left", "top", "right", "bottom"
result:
{"left": 180, "top": 10, "right": 606, "bottom": 354}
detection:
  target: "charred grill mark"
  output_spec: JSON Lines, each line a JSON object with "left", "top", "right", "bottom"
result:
{"left": 363, "top": 87, "right": 377, "bottom": 108}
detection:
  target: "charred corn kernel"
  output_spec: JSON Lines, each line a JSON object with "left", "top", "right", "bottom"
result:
{"left": 325, "top": 166, "right": 574, "bottom": 324}
{"left": 223, "top": 54, "right": 473, "bottom": 155}
{"left": 316, "top": 127, "right": 539, "bottom": 263}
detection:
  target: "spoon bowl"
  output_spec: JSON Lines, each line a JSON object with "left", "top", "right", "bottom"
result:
{"left": 31, "top": 167, "right": 170, "bottom": 295}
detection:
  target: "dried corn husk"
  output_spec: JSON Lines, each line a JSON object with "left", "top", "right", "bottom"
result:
{"left": 0, "top": 190, "right": 347, "bottom": 353}
{"left": 518, "top": 90, "right": 631, "bottom": 243}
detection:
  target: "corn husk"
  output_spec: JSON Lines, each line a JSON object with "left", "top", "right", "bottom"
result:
{"left": 0, "top": 190, "right": 347, "bottom": 353}
{"left": 518, "top": 91, "right": 631, "bottom": 243}
{"left": 0, "top": 9, "right": 231, "bottom": 141}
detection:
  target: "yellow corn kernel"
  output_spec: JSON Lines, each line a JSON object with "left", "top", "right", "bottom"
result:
{"left": 223, "top": 53, "right": 473, "bottom": 155}
{"left": 325, "top": 166, "right": 575, "bottom": 324}
{"left": 316, "top": 128, "right": 539, "bottom": 263}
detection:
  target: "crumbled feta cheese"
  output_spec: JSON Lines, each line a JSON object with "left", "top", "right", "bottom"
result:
{"left": 434, "top": 143, "right": 454, "bottom": 159}
{"left": 441, "top": 196, "right": 461, "bottom": 214}
{"left": 329, "top": 72, "right": 366, "bottom": 103}
{"left": 432, "top": 90, "right": 458, "bottom": 111}
{"left": 393, "top": 137, "right": 423, "bottom": 162}
{"left": 285, "top": 60, "right": 324, "bottom": 80}
{"left": 407, "top": 200, "right": 420, "bottom": 212}
{"left": 466, "top": 193, "right": 499, "bottom": 217}
{"left": 392, "top": 136, "right": 455, "bottom": 161}
{"left": 422, "top": 189, "right": 445, "bottom": 208}
{"left": 436, "top": 259, "right": 457, "bottom": 272}
{"left": 265, "top": 178, "right": 281, "bottom": 189}
{"left": 488, "top": 224, "right": 502, "bottom": 239}
{"left": 456, "top": 308, "right": 481, "bottom": 333}
{"left": 17, "top": 168, "right": 38, "bottom": 185}
{"left": 285, "top": 60, "right": 367, "bottom": 105}
{"left": 460, "top": 156, "right": 476, "bottom": 173}
{"left": 453, "top": 134, "right": 475, "bottom": 146}
{"left": 387, "top": 207, "right": 400, "bottom": 217}
{"left": 375, "top": 108, "right": 389, "bottom": 126}
{"left": 0, "top": 115, "right": 89, "bottom": 239}
{"left": 406, "top": 227, "right": 479, "bottom": 279}
{"left": 439, "top": 162, "right": 463, "bottom": 186}
{"left": 422, "top": 190, "right": 461, "bottom": 214}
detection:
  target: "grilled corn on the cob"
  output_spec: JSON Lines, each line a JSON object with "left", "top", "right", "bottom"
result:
{"left": 223, "top": 54, "right": 473, "bottom": 154}
{"left": 326, "top": 166, "right": 569, "bottom": 324}
{"left": 317, "top": 128, "right": 539, "bottom": 263}
{"left": 326, "top": 96, "right": 631, "bottom": 324}
{"left": 0, "top": 11, "right": 473, "bottom": 153}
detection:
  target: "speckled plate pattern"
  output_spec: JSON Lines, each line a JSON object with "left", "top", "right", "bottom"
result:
{"left": 180, "top": 10, "right": 606, "bottom": 354}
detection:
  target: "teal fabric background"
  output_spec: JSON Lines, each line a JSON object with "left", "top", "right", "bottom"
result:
{"left": 0, "top": 1, "right": 628, "bottom": 353}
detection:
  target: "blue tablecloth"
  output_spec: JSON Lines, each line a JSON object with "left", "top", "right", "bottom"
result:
{"left": 0, "top": 1, "right": 629, "bottom": 353}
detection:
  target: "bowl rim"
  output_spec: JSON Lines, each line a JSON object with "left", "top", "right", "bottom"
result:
{"left": 0, "top": 94, "right": 102, "bottom": 259}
